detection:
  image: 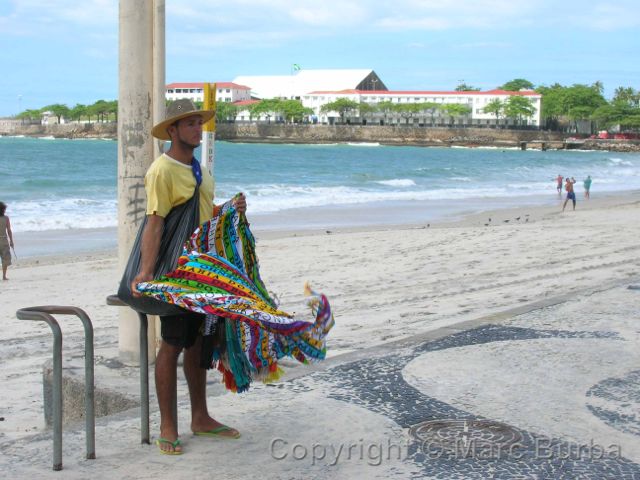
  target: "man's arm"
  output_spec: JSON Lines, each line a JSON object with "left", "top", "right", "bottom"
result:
{"left": 130, "top": 214, "right": 164, "bottom": 297}
{"left": 6, "top": 217, "right": 13, "bottom": 247}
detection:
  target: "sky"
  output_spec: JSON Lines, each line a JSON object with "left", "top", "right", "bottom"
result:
{"left": 1, "top": 0, "right": 639, "bottom": 117}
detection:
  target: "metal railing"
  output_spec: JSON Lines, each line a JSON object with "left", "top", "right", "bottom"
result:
{"left": 106, "top": 295, "right": 151, "bottom": 445}
{"left": 15, "top": 306, "right": 96, "bottom": 471}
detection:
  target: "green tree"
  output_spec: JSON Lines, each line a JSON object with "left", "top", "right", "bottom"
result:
{"left": 376, "top": 100, "right": 396, "bottom": 125}
{"left": 499, "top": 79, "right": 534, "bottom": 91}
{"left": 69, "top": 104, "right": 87, "bottom": 122}
{"left": 503, "top": 96, "right": 536, "bottom": 125}
{"left": 16, "top": 109, "right": 43, "bottom": 124}
{"left": 396, "top": 103, "right": 425, "bottom": 125}
{"left": 536, "top": 83, "right": 565, "bottom": 129}
{"left": 280, "top": 99, "right": 313, "bottom": 123}
{"left": 563, "top": 84, "right": 607, "bottom": 131}
{"left": 250, "top": 99, "right": 283, "bottom": 123}
{"left": 483, "top": 98, "right": 505, "bottom": 126}
{"left": 358, "top": 102, "right": 377, "bottom": 124}
{"left": 455, "top": 83, "right": 480, "bottom": 91}
{"left": 85, "top": 103, "right": 99, "bottom": 123}
{"left": 537, "top": 83, "right": 606, "bottom": 131}
{"left": 90, "top": 100, "right": 111, "bottom": 123}
{"left": 441, "top": 103, "right": 472, "bottom": 125}
{"left": 592, "top": 102, "right": 640, "bottom": 130}
{"left": 216, "top": 102, "right": 238, "bottom": 123}
{"left": 107, "top": 100, "right": 118, "bottom": 122}
{"left": 42, "top": 103, "right": 70, "bottom": 123}
{"left": 592, "top": 80, "right": 605, "bottom": 95}
{"left": 613, "top": 87, "right": 640, "bottom": 107}
{"left": 422, "top": 102, "right": 440, "bottom": 126}
{"left": 320, "top": 98, "right": 360, "bottom": 123}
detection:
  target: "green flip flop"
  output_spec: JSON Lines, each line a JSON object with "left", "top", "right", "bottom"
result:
{"left": 156, "top": 437, "right": 183, "bottom": 455}
{"left": 193, "top": 425, "right": 241, "bottom": 439}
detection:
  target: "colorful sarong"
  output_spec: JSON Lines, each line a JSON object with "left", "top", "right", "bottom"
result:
{"left": 136, "top": 201, "right": 334, "bottom": 392}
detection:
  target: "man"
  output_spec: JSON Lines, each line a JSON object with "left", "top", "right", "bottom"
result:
{"left": 131, "top": 99, "right": 246, "bottom": 455}
{"left": 556, "top": 174, "right": 563, "bottom": 195}
{"left": 584, "top": 175, "right": 592, "bottom": 199}
{"left": 562, "top": 176, "right": 577, "bottom": 211}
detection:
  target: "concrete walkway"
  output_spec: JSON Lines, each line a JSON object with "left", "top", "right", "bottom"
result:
{"left": 2, "top": 283, "right": 639, "bottom": 479}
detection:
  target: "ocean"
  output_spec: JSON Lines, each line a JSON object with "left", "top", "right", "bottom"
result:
{"left": 1, "top": 135, "right": 639, "bottom": 235}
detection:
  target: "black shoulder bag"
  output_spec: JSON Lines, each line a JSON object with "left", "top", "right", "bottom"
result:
{"left": 117, "top": 160, "right": 202, "bottom": 316}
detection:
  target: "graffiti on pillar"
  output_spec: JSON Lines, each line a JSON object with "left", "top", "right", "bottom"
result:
{"left": 127, "top": 181, "right": 146, "bottom": 226}
{"left": 120, "top": 118, "right": 150, "bottom": 228}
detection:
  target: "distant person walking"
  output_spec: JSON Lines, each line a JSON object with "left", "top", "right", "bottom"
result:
{"left": 584, "top": 175, "right": 592, "bottom": 199}
{"left": 0, "top": 202, "right": 15, "bottom": 280}
{"left": 556, "top": 174, "right": 564, "bottom": 195}
{"left": 562, "top": 177, "right": 577, "bottom": 211}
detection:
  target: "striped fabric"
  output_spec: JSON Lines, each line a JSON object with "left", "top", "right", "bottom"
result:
{"left": 137, "top": 200, "right": 334, "bottom": 392}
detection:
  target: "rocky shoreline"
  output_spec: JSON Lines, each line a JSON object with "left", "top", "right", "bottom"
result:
{"left": 2, "top": 121, "right": 640, "bottom": 152}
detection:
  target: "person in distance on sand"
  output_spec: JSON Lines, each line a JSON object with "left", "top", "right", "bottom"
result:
{"left": 0, "top": 202, "right": 15, "bottom": 281}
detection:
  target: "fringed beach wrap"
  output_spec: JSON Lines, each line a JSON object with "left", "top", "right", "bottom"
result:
{"left": 136, "top": 201, "right": 334, "bottom": 392}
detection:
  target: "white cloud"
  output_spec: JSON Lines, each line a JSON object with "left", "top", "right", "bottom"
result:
{"left": 3, "top": 0, "right": 639, "bottom": 58}
{"left": 572, "top": 3, "right": 640, "bottom": 30}
{"left": 1, "top": 0, "right": 117, "bottom": 37}
{"left": 4, "top": 0, "right": 639, "bottom": 44}
{"left": 168, "top": 30, "right": 295, "bottom": 54}
{"left": 455, "top": 41, "right": 512, "bottom": 49}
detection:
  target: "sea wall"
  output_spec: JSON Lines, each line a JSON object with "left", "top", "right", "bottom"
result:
{"left": 2, "top": 119, "right": 640, "bottom": 151}
{"left": 0, "top": 120, "right": 116, "bottom": 139}
{"left": 217, "top": 123, "right": 565, "bottom": 148}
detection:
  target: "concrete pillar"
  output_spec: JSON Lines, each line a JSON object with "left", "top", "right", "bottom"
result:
{"left": 153, "top": 0, "right": 166, "bottom": 160}
{"left": 151, "top": 0, "right": 166, "bottom": 350}
{"left": 117, "top": 0, "right": 164, "bottom": 364}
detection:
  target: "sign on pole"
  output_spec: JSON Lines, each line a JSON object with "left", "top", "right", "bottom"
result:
{"left": 201, "top": 82, "right": 216, "bottom": 176}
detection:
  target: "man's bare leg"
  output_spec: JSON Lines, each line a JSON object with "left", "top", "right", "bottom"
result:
{"left": 155, "top": 340, "right": 182, "bottom": 453}
{"left": 184, "top": 336, "right": 239, "bottom": 438}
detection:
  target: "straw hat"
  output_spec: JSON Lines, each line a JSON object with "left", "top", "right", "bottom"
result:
{"left": 151, "top": 99, "right": 215, "bottom": 140}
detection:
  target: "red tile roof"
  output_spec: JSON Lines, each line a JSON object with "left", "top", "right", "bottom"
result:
{"left": 308, "top": 89, "right": 540, "bottom": 96}
{"left": 233, "top": 100, "right": 260, "bottom": 106}
{"left": 166, "top": 82, "right": 251, "bottom": 90}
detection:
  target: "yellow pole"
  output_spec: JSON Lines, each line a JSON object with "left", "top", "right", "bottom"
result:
{"left": 201, "top": 83, "right": 217, "bottom": 176}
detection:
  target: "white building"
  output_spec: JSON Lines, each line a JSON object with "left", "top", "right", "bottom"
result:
{"left": 40, "top": 111, "right": 65, "bottom": 125}
{"left": 302, "top": 88, "right": 542, "bottom": 127}
{"left": 165, "top": 82, "right": 252, "bottom": 103}
{"left": 232, "top": 69, "right": 386, "bottom": 100}
{"left": 168, "top": 71, "right": 542, "bottom": 127}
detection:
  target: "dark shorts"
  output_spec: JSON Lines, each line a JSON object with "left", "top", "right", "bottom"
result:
{"left": 567, "top": 191, "right": 576, "bottom": 201}
{"left": 160, "top": 311, "right": 205, "bottom": 349}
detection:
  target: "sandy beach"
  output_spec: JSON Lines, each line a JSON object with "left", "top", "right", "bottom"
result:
{"left": 1, "top": 192, "right": 639, "bottom": 477}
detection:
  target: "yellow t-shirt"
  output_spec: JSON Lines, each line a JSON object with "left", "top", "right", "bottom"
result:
{"left": 145, "top": 153, "right": 214, "bottom": 223}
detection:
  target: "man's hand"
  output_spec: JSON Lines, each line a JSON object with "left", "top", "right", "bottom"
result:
{"left": 233, "top": 193, "right": 247, "bottom": 214}
{"left": 131, "top": 271, "right": 153, "bottom": 298}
